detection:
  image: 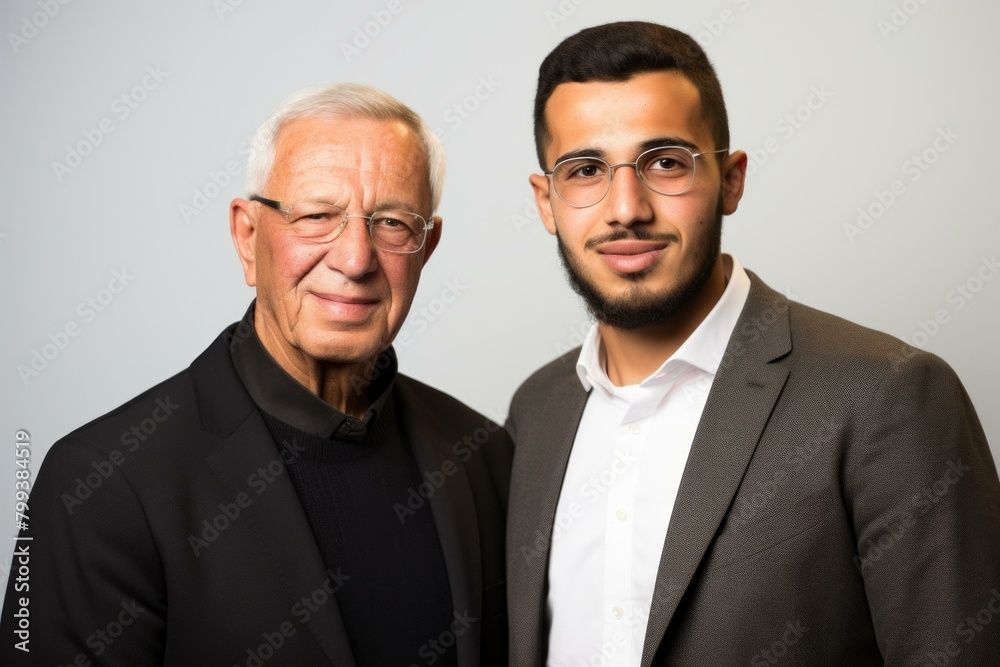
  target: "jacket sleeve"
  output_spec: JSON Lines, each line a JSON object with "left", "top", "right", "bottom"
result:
{"left": 845, "top": 351, "right": 1000, "bottom": 665}
{"left": 0, "top": 438, "right": 167, "bottom": 667}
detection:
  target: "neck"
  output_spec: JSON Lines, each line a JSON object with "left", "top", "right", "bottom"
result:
{"left": 255, "top": 321, "right": 375, "bottom": 419}
{"left": 601, "top": 257, "right": 728, "bottom": 387}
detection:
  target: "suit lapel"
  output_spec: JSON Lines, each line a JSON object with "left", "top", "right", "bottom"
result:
{"left": 507, "top": 364, "right": 589, "bottom": 666}
{"left": 640, "top": 275, "right": 792, "bottom": 666}
{"left": 192, "top": 332, "right": 356, "bottom": 667}
{"left": 395, "top": 378, "right": 482, "bottom": 667}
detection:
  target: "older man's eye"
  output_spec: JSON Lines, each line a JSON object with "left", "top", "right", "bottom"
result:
{"left": 373, "top": 217, "right": 401, "bottom": 228}
{"left": 294, "top": 211, "right": 335, "bottom": 223}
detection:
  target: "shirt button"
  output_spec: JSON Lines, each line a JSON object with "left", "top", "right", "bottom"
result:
{"left": 615, "top": 509, "right": 628, "bottom": 522}
{"left": 611, "top": 605, "right": 624, "bottom": 620}
{"left": 628, "top": 423, "right": 641, "bottom": 434}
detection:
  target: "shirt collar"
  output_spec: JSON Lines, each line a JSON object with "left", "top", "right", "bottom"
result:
{"left": 229, "top": 301, "right": 397, "bottom": 440}
{"left": 576, "top": 254, "right": 752, "bottom": 394}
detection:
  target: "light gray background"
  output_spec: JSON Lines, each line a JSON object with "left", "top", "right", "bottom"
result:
{"left": 1, "top": 0, "right": 997, "bottom": 605}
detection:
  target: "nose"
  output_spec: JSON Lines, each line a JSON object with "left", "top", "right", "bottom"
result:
{"left": 322, "top": 216, "right": 377, "bottom": 279}
{"left": 602, "top": 163, "right": 654, "bottom": 228}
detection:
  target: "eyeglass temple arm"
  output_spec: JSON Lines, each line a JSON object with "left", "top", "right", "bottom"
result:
{"left": 249, "top": 195, "right": 285, "bottom": 211}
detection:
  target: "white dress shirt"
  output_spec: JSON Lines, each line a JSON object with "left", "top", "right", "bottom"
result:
{"left": 546, "top": 255, "right": 751, "bottom": 667}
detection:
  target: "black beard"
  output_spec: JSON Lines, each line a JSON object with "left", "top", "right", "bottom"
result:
{"left": 556, "top": 209, "right": 723, "bottom": 331}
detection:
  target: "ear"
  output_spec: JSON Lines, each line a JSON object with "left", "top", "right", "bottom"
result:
{"left": 720, "top": 150, "right": 748, "bottom": 216}
{"left": 529, "top": 173, "right": 558, "bottom": 235}
{"left": 420, "top": 215, "right": 443, "bottom": 266}
{"left": 230, "top": 198, "right": 258, "bottom": 287}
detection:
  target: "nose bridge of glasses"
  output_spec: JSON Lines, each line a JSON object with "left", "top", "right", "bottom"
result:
{"left": 608, "top": 159, "right": 651, "bottom": 195}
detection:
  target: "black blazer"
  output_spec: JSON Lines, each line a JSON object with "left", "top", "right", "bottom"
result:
{"left": 1, "top": 324, "right": 511, "bottom": 666}
{"left": 506, "top": 272, "right": 1000, "bottom": 666}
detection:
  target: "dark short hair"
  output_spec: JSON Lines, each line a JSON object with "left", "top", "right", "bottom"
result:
{"left": 534, "top": 21, "right": 729, "bottom": 168}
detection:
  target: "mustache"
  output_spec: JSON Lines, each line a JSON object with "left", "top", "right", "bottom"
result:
{"left": 583, "top": 227, "right": 679, "bottom": 251}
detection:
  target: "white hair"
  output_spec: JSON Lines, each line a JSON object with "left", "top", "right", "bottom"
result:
{"left": 245, "top": 82, "right": 445, "bottom": 212}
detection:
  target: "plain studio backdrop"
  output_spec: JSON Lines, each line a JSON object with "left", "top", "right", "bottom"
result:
{"left": 1, "top": 0, "right": 997, "bottom": 608}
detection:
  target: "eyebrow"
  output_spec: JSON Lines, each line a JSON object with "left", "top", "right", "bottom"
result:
{"left": 307, "top": 197, "right": 423, "bottom": 214}
{"left": 552, "top": 136, "right": 703, "bottom": 166}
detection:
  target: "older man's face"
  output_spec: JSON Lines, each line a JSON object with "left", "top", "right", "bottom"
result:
{"left": 237, "top": 116, "right": 437, "bottom": 369}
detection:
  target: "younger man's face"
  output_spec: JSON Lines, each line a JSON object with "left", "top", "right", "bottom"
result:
{"left": 530, "top": 70, "right": 746, "bottom": 330}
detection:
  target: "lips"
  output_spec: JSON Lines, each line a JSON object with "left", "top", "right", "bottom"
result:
{"left": 308, "top": 291, "right": 380, "bottom": 322}
{"left": 596, "top": 240, "right": 669, "bottom": 274}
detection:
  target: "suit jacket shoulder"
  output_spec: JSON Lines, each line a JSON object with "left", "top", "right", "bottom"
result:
{"left": 505, "top": 270, "right": 1000, "bottom": 667}
{"left": 3, "top": 326, "right": 512, "bottom": 667}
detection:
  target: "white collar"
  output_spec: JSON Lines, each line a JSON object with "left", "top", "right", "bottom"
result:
{"left": 576, "top": 254, "right": 752, "bottom": 395}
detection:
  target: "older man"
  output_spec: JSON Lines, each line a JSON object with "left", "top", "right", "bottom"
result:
{"left": 506, "top": 21, "right": 1000, "bottom": 666}
{"left": 1, "top": 84, "right": 510, "bottom": 666}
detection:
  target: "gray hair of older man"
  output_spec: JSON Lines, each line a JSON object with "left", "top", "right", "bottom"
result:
{"left": 245, "top": 82, "right": 445, "bottom": 213}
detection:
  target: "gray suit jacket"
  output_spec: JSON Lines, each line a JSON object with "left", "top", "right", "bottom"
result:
{"left": 506, "top": 272, "right": 1000, "bottom": 666}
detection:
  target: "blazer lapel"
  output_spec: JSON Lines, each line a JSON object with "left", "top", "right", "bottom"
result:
{"left": 640, "top": 275, "right": 792, "bottom": 666}
{"left": 395, "top": 378, "right": 482, "bottom": 667}
{"left": 507, "top": 365, "right": 589, "bottom": 667}
{"left": 192, "top": 332, "right": 356, "bottom": 667}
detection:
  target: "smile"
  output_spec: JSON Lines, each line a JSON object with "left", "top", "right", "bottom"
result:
{"left": 596, "top": 240, "right": 669, "bottom": 274}
{"left": 308, "top": 292, "right": 380, "bottom": 322}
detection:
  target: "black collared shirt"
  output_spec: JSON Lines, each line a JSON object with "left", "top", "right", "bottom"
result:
{"left": 228, "top": 302, "right": 396, "bottom": 440}
{"left": 226, "top": 302, "right": 456, "bottom": 667}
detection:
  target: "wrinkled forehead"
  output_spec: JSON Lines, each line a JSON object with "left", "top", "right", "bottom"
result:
{"left": 269, "top": 115, "right": 432, "bottom": 208}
